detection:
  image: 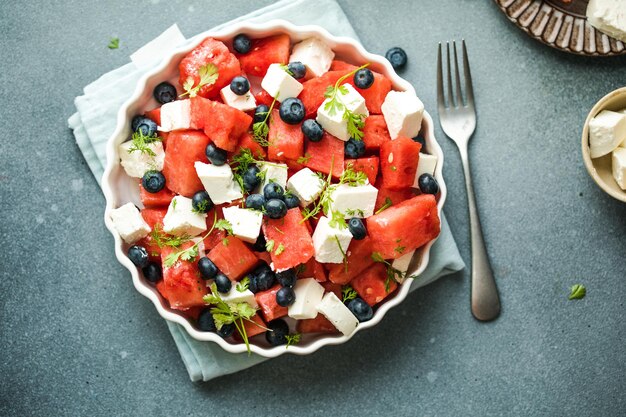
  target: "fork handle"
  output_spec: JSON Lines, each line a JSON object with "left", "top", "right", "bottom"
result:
{"left": 458, "top": 145, "right": 501, "bottom": 321}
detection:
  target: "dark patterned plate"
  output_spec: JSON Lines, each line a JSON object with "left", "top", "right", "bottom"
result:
{"left": 495, "top": 0, "right": 626, "bottom": 56}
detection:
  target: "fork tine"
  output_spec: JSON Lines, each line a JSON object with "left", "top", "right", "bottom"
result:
{"left": 445, "top": 42, "right": 455, "bottom": 107}
{"left": 452, "top": 41, "right": 464, "bottom": 107}
{"left": 462, "top": 40, "right": 475, "bottom": 107}
{"left": 436, "top": 43, "right": 445, "bottom": 111}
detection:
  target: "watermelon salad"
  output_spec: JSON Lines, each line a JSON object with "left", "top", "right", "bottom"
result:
{"left": 108, "top": 32, "right": 442, "bottom": 351}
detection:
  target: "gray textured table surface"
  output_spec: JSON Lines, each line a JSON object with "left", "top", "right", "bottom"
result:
{"left": 1, "top": 0, "right": 625, "bottom": 416}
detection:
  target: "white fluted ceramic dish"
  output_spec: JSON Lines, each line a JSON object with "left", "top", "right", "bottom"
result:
{"left": 102, "top": 20, "right": 447, "bottom": 358}
{"left": 495, "top": 0, "right": 626, "bottom": 56}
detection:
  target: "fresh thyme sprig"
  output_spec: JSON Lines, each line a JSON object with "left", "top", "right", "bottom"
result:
{"left": 323, "top": 63, "right": 370, "bottom": 140}
{"left": 203, "top": 283, "right": 269, "bottom": 354}
{"left": 252, "top": 95, "right": 279, "bottom": 146}
{"left": 163, "top": 213, "right": 232, "bottom": 267}
{"left": 179, "top": 63, "right": 218, "bottom": 98}
{"left": 128, "top": 131, "right": 161, "bottom": 156}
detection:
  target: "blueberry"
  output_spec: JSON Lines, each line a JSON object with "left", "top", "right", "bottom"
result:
{"left": 252, "top": 233, "right": 267, "bottom": 252}
{"left": 418, "top": 174, "right": 439, "bottom": 195}
{"left": 205, "top": 143, "right": 227, "bottom": 166}
{"left": 265, "top": 319, "right": 289, "bottom": 346}
{"left": 301, "top": 119, "right": 323, "bottom": 142}
{"left": 230, "top": 76, "right": 250, "bottom": 96}
{"left": 131, "top": 116, "right": 158, "bottom": 137}
{"left": 348, "top": 218, "right": 367, "bottom": 240}
{"left": 412, "top": 134, "right": 426, "bottom": 149}
{"left": 353, "top": 68, "right": 374, "bottom": 89}
{"left": 215, "top": 273, "right": 232, "bottom": 294}
{"left": 153, "top": 81, "right": 177, "bottom": 104}
{"left": 263, "top": 183, "right": 284, "bottom": 200}
{"left": 279, "top": 98, "right": 305, "bottom": 125}
{"left": 265, "top": 199, "right": 287, "bottom": 219}
{"left": 253, "top": 264, "right": 275, "bottom": 292}
{"left": 192, "top": 191, "right": 214, "bottom": 213}
{"left": 344, "top": 138, "right": 366, "bottom": 158}
{"left": 128, "top": 245, "right": 149, "bottom": 268}
{"left": 385, "top": 47, "right": 408, "bottom": 70}
{"left": 197, "top": 308, "right": 217, "bottom": 332}
{"left": 276, "top": 269, "right": 296, "bottom": 288}
{"left": 142, "top": 262, "right": 162, "bottom": 283}
{"left": 217, "top": 322, "right": 235, "bottom": 338}
{"left": 245, "top": 193, "right": 266, "bottom": 211}
{"left": 287, "top": 61, "right": 306, "bottom": 79}
{"left": 276, "top": 286, "right": 295, "bottom": 307}
{"left": 254, "top": 104, "right": 270, "bottom": 124}
{"left": 347, "top": 298, "right": 373, "bottom": 322}
{"left": 198, "top": 257, "right": 218, "bottom": 280}
{"left": 283, "top": 193, "right": 300, "bottom": 209}
{"left": 142, "top": 171, "right": 166, "bottom": 193}
{"left": 243, "top": 165, "right": 261, "bottom": 193}
{"left": 233, "top": 34, "right": 251, "bottom": 54}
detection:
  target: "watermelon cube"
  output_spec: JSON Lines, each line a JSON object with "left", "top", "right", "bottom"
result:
{"left": 233, "top": 314, "right": 267, "bottom": 340}
{"left": 344, "top": 156, "right": 379, "bottom": 185}
{"left": 299, "top": 258, "right": 327, "bottom": 282}
{"left": 157, "top": 243, "right": 208, "bottom": 310}
{"left": 363, "top": 115, "right": 391, "bottom": 151}
{"left": 367, "top": 194, "right": 440, "bottom": 259}
{"left": 255, "top": 89, "right": 274, "bottom": 107}
{"left": 327, "top": 237, "right": 375, "bottom": 285}
{"left": 207, "top": 236, "right": 258, "bottom": 280}
{"left": 255, "top": 285, "right": 288, "bottom": 321}
{"left": 144, "top": 107, "right": 161, "bottom": 126}
{"left": 304, "top": 132, "right": 345, "bottom": 179}
{"left": 162, "top": 130, "right": 210, "bottom": 197}
{"left": 234, "top": 131, "right": 266, "bottom": 159}
{"left": 138, "top": 208, "right": 167, "bottom": 261}
{"left": 374, "top": 179, "right": 415, "bottom": 212}
{"left": 329, "top": 60, "right": 356, "bottom": 71}
{"left": 262, "top": 208, "right": 315, "bottom": 271}
{"left": 179, "top": 37, "right": 241, "bottom": 99}
{"left": 321, "top": 282, "right": 342, "bottom": 299}
{"left": 236, "top": 34, "right": 291, "bottom": 77}
{"left": 202, "top": 207, "right": 227, "bottom": 250}
{"left": 297, "top": 314, "right": 337, "bottom": 334}
{"left": 267, "top": 109, "right": 304, "bottom": 162}
{"left": 380, "top": 136, "right": 422, "bottom": 190}
{"left": 350, "top": 263, "right": 397, "bottom": 306}
{"left": 139, "top": 182, "right": 174, "bottom": 208}
{"left": 190, "top": 97, "right": 252, "bottom": 152}
{"left": 346, "top": 72, "right": 392, "bottom": 115}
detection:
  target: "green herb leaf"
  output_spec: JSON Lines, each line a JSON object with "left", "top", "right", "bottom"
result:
{"left": 297, "top": 152, "right": 312, "bottom": 164}
{"left": 252, "top": 95, "right": 278, "bottom": 146}
{"left": 215, "top": 219, "right": 233, "bottom": 235}
{"left": 375, "top": 197, "right": 393, "bottom": 215}
{"left": 285, "top": 333, "right": 301, "bottom": 348}
{"left": 164, "top": 211, "right": 224, "bottom": 268}
{"left": 108, "top": 37, "right": 120, "bottom": 49}
{"left": 236, "top": 277, "right": 250, "bottom": 293}
{"left": 568, "top": 284, "right": 586, "bottom": 300}
{"left": 279, "top": 63, "right": 294, "bottom": 77}
{"left": 322, "top": 63, "right": 369, "bottom": 138}
{"left": 329, "top": 211, "right": 348, "bottom": 229}
{"left": 150, "top": 224, "right": 191, "bottom": 249}
{"left": 265, "top": 239, "right": 275, "bottom": 252}
{"left": 179, "top": 63, "right": 219, "bottom": 98}
{"left": 127, "top": 131, "right": 161, "bottom": 156}
{"left": 274, "top": 243, "right": 285, "bottom": 256}
{"left": 371, "top": 252, "right": 405, "bottom": 292}
{"left": 342, "top": 285, "right": 358, "bottom": 303}
{"left": 333, "top": 235, "right": 348, "bottom": 273}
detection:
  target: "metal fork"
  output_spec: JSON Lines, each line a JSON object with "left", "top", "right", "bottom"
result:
{"left": 436, "top": 40, "right": 501, "bottom": 321}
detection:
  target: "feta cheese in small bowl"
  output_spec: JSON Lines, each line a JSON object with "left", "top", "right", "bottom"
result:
{"left": 582, "top": 86, "right": 626, "bottom": 203}
{"left": 102, "top": 20, "right": 447, "bottom": 358}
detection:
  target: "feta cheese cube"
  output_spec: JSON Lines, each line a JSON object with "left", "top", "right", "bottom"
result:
{"left": 109, "top": 202, "right": 151, "bottom": 244}
{"left": 612, "top": 147, "right": 626, "bottom": 190}
{"left": 312, "top": 216, "right": 353, "bottom": 263}
{"left": 329, "top": 183, "right": 378, "bottom": 218}
{"left": 586, "top": 0, "right": 626, "bottom": 43}
{"left": 159, "top": 99, "right": 191, "bottom": 132}
{"left": 118, "top": 140, "right": 165, "bottom": 178}
{"left": 163, "top": 196, "right": 207, "bottom": 237}
{"left": 288, "top": 278, "right": 325, "bottom": 319}
{"left": 218, "top": 287, "right": 258, "bottom": 308}
{"left": 195, "top": 162, "right": 243, "bottom": 205}
{"left": 412, "top": 153, "right": 438, "bottom": 188}
{"left": 316, "top": 84, "right": 369, "bottom": 141}
{"left": 289, "top": 37, "right": 335, "bottom": 77}
{"left": 286, "top": 168, "right": 325, "bottom": 206}
{"left": 391, "top": 249, "right": 416, "bottom": 284}
{"left": 222, "top": 206, "right": 263, "bottom": 243}
{"left": 257, "top": 162, "right": 289, "bottom": 190}
{"left": 316, "top": 292, "right": 359, "bottom": 336}
{"left": 381, "top": 90, "right": 424, "bottom": 139}
{"left": 261, "top": 63, "right": 303, "bottom": 100}
{"left": 219, "top": 85, "right": 257, "bottom": 112}
{"left": 589, "top": 110, "right": 626, "bottom": 158}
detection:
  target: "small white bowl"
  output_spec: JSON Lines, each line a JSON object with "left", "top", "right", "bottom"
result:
{"left": 102, "top": 20, "right": 447, "bottom": 358}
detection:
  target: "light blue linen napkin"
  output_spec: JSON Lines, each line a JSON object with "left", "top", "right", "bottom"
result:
{"left": 69, "top": 0, "right": 465, "bottom": 382}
